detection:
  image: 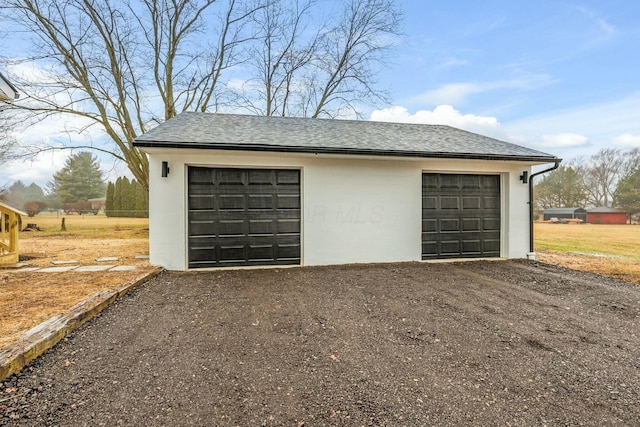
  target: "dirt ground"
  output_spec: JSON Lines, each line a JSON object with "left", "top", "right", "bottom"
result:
{"left": 0, "top": 236, "right": 156, "bottom": 348}
{"left": 1, "top": 260, "right": 639, "bottom": 426}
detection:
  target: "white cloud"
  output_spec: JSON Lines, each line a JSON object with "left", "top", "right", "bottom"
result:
{"left": 410, "top": 75, "right": 556, "bottom": 106}
{"left": 505, "top": 94, "right": 640, "bottom": 159}
{"left": 536, "top": 133, "right": 589, "bottom": 148}
{"left": 369, "top": 105, "right": 504, "bottom": 138}
{"left": 1, "top": 150, "right": 68, "bottom": 189}
{"left": 412, "top": 83, "right": 482, "bottom": 106}
{"left": 612, "top": 133, "right": 640, "bottom": 148}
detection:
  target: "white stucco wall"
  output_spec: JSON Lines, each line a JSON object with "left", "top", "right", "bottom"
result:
{"left": 143, "top": 148, "right": 538, "bottom": 270}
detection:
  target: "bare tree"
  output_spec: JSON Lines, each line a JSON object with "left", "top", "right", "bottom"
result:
{"left": 582, "top": 148, "right": 625, "bottom": 207}
{"left": 1, "top": 0, "right": 402, "bottom": 188}
{"left": 307, "top": 0, "right": 402, "bottom": 118}
{"left": 0, "top": 0, "right": 262, "bottom": 189}
{"left": 0, "top": 105, "right": 20, "bottom": 167}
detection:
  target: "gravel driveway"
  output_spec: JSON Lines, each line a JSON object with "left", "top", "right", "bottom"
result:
{"left": 1, "top": 260, "right": 639, "bottom": 426}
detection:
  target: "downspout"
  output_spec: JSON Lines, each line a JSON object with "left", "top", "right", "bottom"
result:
{"left": 527, "top": 160, "right": 561, "bottom": 260}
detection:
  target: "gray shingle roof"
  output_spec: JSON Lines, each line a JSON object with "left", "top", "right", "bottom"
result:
{"left": 134, "top": 112, "right": 560, "bottom": 163}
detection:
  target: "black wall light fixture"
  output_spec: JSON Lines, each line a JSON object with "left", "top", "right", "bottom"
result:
{"left": 161, "top": 161, "right": 170, "bottom": 177}
{"left": 519, "top": 171, "right": 528, "bottom": 184}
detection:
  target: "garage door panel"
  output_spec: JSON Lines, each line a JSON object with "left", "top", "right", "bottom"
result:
{"left": 277, "top": 219, "right": 300, "bottom": 234}
{"left": 483, "top": 239, "right": 501, "bottom": 253}
{"left": 188, "top": 167, "right": 301, "bottom": 268}
{"left": 422, "top": 219, "right": 437, "bottom": 233}
{"left": 247, "top": 245, "right": 275, "bottom": 260}
{"left": 462, "top": 218, "right": 481, "bottom": 232}
{"left": 219, "top": 220, "right": 246, "bottom": 236}
{"left": 423, "top": 196, "right": 437, "bottom": 210}
{"left": 462, "top": 197, "right": 481, "bottom": 210}
{"left": 440, "top": 218, "right": 460, "bottom": 232}
{"left": 189, "top": 220, "right": 218, "bottom": 236}
{"left": 276, "top": 170, "right": 301, "bottom": 184}
{"left": 248, "top": 169, "right": 274, "bottom": 184}
{"left": 462, "top": 239, "right": 481, "bottom": 253}
{"left": 440, "top": 240, "right": 461, "bottom": 254}
{"left": 219, "top": 195, "right": 246, "bottom": 210}
{"left": 217, "top": 169, "right": 244, "bottom": 184}
{"left": 248, "top": 219, "right": 274, "bottom": 235}
{"left": 483, "top": 196, "right": 500, "bottom": 209}
{"left": 483, "top": 218, "right": 501, "bottom": 231}
{"left": 248, "top": 194, "right": 274, "bottom": 210}
{"left": 440, "top": 196, "right": 459, "bottom": 210}
{"left": 189, "top": 195, "right": 215, "bottom": 209}
{"left": 422, "top": 173, "right": 500, "bottom": 260}
{"left": 461, "top": 175, "right": 480, "bottom": 189}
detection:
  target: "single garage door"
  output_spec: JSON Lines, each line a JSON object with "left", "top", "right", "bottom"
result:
{"left": 422, "top": 173, "right": 501, "bottom": 260}
{"left": 188, "top": 167, "right": 301, "bottom": 268}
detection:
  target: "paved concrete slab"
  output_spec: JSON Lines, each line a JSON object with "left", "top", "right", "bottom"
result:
{"left": 74, "top": 265, "right": 114, "bottom": 272}
{"left": 51, "top": 260, "right": 79, "bottom": 265}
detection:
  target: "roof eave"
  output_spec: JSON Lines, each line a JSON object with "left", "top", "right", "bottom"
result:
{"left": 133, "top": 141, "right": 561, "bottom": 164}
{"left": 0, "top": 71, "right": 19, "bottom": 100}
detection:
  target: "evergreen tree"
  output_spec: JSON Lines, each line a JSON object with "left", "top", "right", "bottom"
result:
{"left": 123, "top": 177, "right": 135, "bottom": 216}
{"left": 113, "top": 177, "right": 123, "bottom": 217}
{"left": 105, "top": 181, "right": 115, "bottom": 217}
{"left": 50, "top": 152, "right": 106, "bottom": 203}
{"left": 3, "top": 181, "right": 46, "bottom": 210}
{"left": 614, "top": 167, "right": 640, "bottom": 219}
{"left": 534, "top": 165, "right": 588, "bottom": 210}
{"left": 134, "top": 180, "right": 149, "bottom": 218}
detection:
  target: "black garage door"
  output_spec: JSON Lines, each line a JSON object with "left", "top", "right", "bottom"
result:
{"left": 422, "top": 173, "right": 501, "bottom": 260}
{"left": 188, "top": 167, "right": 301, "bottom": 268}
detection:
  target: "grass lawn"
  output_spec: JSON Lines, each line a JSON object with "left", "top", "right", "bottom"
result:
{"left": 535, "top": 223, "right": 640, "bottom": 261}
{"left": 535, "top": 222, "right": 640, "bottom": 285}
{"left": 21, "top": 211, "right": 149, "bottom": 239}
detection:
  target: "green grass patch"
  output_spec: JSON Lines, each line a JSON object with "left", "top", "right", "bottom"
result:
{"left": 535, "top": 223, "right": 640, "bottom": 262}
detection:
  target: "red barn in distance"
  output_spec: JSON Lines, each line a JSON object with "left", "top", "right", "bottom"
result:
{"left": 587, "top": 207, "right": 628, "bottom": 225}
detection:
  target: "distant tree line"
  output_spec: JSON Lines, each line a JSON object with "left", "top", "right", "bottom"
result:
{"left": 0, "top": 152, "right": 152, "bottom": 218}
{"left": 105, "top": 177, "right": 148, "bottom": 218}
{"left": 535, "top": 148, "right": 640, "bottom": 218}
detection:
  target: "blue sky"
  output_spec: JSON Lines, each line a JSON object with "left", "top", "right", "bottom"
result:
{"left": 369, "top": 0, "right": 640, "bottom": 160}
{"left": 3, "top": 0, "right": 640, "bottom": 188}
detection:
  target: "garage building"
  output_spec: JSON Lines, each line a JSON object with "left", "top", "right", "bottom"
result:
{"left": 587, "top": 207, "right": 628, "bottom": 224}
{"left": 542, "top": 207, "right": 587, "bottom": 222}
{"left": 134, "top": 113, "right": 559, "bottom": 270}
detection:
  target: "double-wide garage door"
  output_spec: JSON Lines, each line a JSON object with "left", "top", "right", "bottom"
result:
{"left": 188, "top": 167, "right": 301, "bottom": 268}
{"left": 422, "top": 173, "right": 501, "bottom": 260}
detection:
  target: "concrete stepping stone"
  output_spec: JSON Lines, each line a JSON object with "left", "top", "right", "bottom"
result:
{"left": 0, "top": 262, "right": 29, "bottom": 269}
{"left": 10, "top": 267, "right": 41, "bottom": 273}
{"left": 51, "top": 260, "right": 79, "bottom": 265}
{"left": 37, "top": 266, "right": 78, "bottom": 273}
{"left": 109, "top": 266, "right": 137, "bottom": 272}
{"left": 74, "top": 265, "right": 115, "bottom": 272}
{"left": 135, "top": 255, "right": 150, "bottom": 260}
{"left": 96, "top": 257, "right": 119, "bottom": 262}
